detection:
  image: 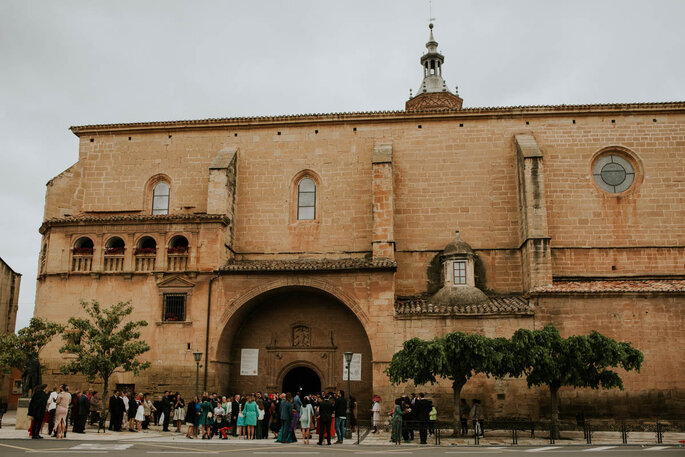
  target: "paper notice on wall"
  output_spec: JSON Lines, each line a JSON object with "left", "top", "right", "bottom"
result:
{"left": 240, "top": 348, "right": 259, "bottom": 376}
{"left": 342, "top": 353, "right": 362, "bottom": 381}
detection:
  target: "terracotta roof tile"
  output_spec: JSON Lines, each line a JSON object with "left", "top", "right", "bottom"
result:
{"left": 220, "top": 257, "right": 397, "bottom": 273}
{"left": 533, "top": 279, "right": 685, "bottom": 294}
{"left": 40, "top": 213, "right": 229, "bottom": 233}
{"left": 69, "top": 101, "right": 685, "bottom": 134}
{"left": 394, "top": 295, "right": 532, "bottom": 317}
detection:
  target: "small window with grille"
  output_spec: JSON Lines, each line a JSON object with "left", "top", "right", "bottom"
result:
{"left": 163, "top": 293, "right": 186, "bottom": 321}
{"left": 452, "top": 260, "right": 467, "bottom": 285}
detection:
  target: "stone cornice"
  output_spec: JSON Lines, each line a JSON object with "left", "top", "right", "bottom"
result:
{"left": 69, "top": 101, "right": 685, "bottom": 135}
{"left": 39, "top": 213, "right": 230, "bottom": 234}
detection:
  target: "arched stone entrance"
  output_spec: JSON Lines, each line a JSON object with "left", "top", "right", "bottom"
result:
{"left": 282, "top": 366, "right": 321, "bottom": 396}
{"left": 216, "top": 285, "right": 372, "bottom": 407}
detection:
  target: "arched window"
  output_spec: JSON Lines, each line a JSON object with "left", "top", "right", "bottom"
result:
{"left": 73, "top": 237, "right": 94, "bottom": 255}
{"left": 104, "top": 236, "right": 125, "bottom": 255}
{"left": 297, "top": 178, "right": 316, "bottom": 220}
{"left": 135, "top": 236, "right": 157, "bottom": 255}
{"left": 168, "top": 235, "right": 189, "bottom": 254}
{"left": 152, "top": 181, "right": 170, "bottom": 215}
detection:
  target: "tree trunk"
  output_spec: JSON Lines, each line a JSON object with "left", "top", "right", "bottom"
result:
{"left": 101, "top": 374, "right": 109, "bottom": 428}
{"left": 451, "top": 379, "right": 465, "bottom": 437}
{"left": 550, "top": 384, "right": 560, "bottom": 440}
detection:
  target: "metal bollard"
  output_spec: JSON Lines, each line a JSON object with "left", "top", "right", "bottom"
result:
{"left": 585, "top": 424, "right": 592, "bottom": 445}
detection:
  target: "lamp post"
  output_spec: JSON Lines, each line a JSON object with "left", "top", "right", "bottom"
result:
{"left": 193, "top": 351, "right": 203, "bottom": 398}
{"left": 344, "top": 351, "right": 353, "bottom": 440}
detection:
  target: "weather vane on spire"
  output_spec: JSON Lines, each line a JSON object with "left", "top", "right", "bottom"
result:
{"left": 428, "top": 0, "right": 436, "bottom": 26}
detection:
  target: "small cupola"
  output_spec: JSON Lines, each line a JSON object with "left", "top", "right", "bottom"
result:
{"left": 441, "top": 230, "right": 475, "bottom": 287}
{"left": 430, "top": 230, "right": 488, "bottom": 308}
{"left": 406, "top": 23, "right": 463, "bottom": 111}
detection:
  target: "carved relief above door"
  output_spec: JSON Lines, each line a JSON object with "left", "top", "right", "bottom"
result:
{"left": 264, "top": 323, "right": 337, "bottom": 392}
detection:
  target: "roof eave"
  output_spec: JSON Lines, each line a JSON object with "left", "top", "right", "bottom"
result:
{"left": 69, "top": 101, "right": 685, "bottom": 136}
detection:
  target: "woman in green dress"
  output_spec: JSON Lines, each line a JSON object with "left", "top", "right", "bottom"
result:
{"left": 199, "top": 396, "right": 213, "bottom": 439}
{"left": 391, "top": 398, "right": 403, "bottom": 444}
{"left": 243, "top": 394, "right": 258, "bottom": 439}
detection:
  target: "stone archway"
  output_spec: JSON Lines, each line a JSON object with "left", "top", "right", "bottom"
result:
{"left": 216, "top": 285, "right": 373, "bottom": 407}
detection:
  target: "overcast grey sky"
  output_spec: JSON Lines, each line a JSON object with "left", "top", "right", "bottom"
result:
{"left": 1, "top": 0, "right": 684, "bottom": 331}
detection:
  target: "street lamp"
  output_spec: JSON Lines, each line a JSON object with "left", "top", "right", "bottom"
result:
{"left": 344, "top": 351, "right": 353, "bottom": 440}
{"left": 193, "top": 351, "right": 203, "bottom": 398}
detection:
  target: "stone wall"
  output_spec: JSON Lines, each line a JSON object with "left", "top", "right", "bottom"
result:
{"left": 0, "top": 257, "right": 20, "bottom": 407}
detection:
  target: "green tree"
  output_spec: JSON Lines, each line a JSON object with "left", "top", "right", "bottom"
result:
{"left": 386, "top": 332, "right": 513, "bottom": 436}
{"left": 0, "top": 318, "right": 64, "bottom": 370}
{"left": 59, "top": 300, "right": 151, "bottom": 422}
{"left": 511, "top": 323, "right": 643, "bottom": 439}
{"left": 0, "top": 318, "right": 63, "bottom": 395}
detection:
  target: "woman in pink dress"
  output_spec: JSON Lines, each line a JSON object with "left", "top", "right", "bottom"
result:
{"left": 53, "top": 385, "right": 71, "bottom": 439}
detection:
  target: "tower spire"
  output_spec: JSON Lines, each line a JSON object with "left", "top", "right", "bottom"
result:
{"left": 405, "top": 23, "right": 463, "bottom": 111}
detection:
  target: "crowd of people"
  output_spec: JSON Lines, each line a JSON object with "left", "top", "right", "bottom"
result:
{"left": 27, "top": 385, "right": 362, "bottom": 445}
{"left": 26, "top": 385, "right": 486, "bottom": 443}
{"left": 27, "top": 384, "right": 101, "bottom": 439}
{"left": 385, "top": 394, "right": 484, "bottom": 444}
{"left": 139, "top": 390, "right": 358, "bottom": 445}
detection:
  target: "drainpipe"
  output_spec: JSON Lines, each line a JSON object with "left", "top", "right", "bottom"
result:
{"left": 204, "top": 273, "right": 220, "bottom": 392}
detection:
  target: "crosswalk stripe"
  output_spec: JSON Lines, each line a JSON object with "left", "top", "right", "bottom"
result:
{"left": 583, "top": 446, "right": 616, "bottom": 452}
{"left": 646, "top": 447, "right": 669, "bottom": 451}
{"left": 526, "top": 446, "right": 561, "bottom": 452}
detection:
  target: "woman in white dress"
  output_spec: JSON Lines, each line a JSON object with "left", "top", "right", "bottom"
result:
{"left": 371, "top": 395, "right": 381, "bottom": 434}
{"left": 173, "top": 394, "right": 186, "bottom": 433}
{"left": 299, "top": 397, "right": 314, "bottom": 444}
{"left": 134, "top": 395, "right": 145, "bottom": 431}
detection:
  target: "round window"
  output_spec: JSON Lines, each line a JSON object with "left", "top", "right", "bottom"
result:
{"left": 593, "top": 154, "right": 635, "bottom": 193}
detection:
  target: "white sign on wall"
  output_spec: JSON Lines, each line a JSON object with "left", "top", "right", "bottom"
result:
{"left": 342, "top": 353, "right": 362, "bottom": 381}
{"left": 240, "top": 348, "right": 259, "bottom": 376}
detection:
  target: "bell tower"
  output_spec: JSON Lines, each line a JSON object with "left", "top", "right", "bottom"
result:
{"left": 406, "top": 23, "right": 463, "bottom": 111}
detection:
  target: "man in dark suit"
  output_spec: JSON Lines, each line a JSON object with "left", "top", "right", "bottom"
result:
{"left": 152, "top": 395, "right": 163, "bottom": 425}
{"left": 109, "top": 391, "right": 122, "bottom": 431}
{"left": 71, "top": 390, "right": 81, "bottom": 433}
{"left": 231, "top": 394, "right": 240, "bottom": 436}
{"left": 28, "top": 384, "right": 49, "bottom": 439}
{"left": 76, "top": 390, "right": 90, "bottom": 433}
{"left": 317, "top": 394, "right": 334, "bottom": 446}
{"left": 161, "top": 391, "right": 172, "bottom": 432}
{"left": 415, "top": 392, "right": 432, "bottom": 444}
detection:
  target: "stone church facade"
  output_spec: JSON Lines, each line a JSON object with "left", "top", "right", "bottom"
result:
{"left": 34, "top": 26, "right": 684, "bottom": 419}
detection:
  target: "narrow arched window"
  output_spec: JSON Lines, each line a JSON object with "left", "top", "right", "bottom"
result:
{"left": 152, "top": 182, "right": 170, "bottom": 215}
{"left": 297, "top": 178, "right": 316, "bottom": 220}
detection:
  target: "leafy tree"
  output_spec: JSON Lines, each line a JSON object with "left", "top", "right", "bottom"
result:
{"left": 511, "top": 323, "right": 643, "bottom": 439}
{"left": 0, "top": 318, "right": 64, "bottom": 370}
{"left": 59, "top": 300, "right": 151, "bottom": 421}
{"left": 0, "top": 318, "right": 64, "bottom": 395}
{"left": 386, "top": 332, "right": 513, "bottom": 435}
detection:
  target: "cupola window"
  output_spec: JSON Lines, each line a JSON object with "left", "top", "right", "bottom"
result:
{"left": 441, "top": 231, "right": 476, "bottom": 288}
{"left": 452, "top": 260, "right": 467, "bottom": 286}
